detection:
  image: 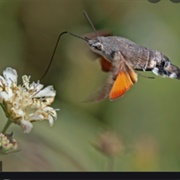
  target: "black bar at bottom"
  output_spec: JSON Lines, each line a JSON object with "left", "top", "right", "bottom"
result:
{"left": 0, "top": 161, "right": 2, "bottom": 172}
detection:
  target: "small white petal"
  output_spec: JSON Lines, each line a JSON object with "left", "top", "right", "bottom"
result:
{"left": 34, "top": 86, "right": 56, "bottom": 98}
{"left": 30, "top": 82, "right": 44, "bottom": 92}
{"left": 20, "top": 119, "right": 33, "bottom": 133}
{"left": 29, "top": 114, "right": 44, "bottom": 121}
{"left": 29, "top": 82, "right": 36, "bottom": 89}
{"left": 3, "top": 67, "right": 17, "bottom": 86}
{"left": 48, "top": 116, "right": 54, "bottom": 126}
{"left": 5, "top": 87, "right": 13, "bottom": 98}
{"left": 0, "top": 76, "right": 6, "bottom": 87}
{"left": 50, "top": 110, "right": 57, "bottom": 120}
{"left": 0, "top": 91, "right": 10, "bottom": 102}
{"left": 22, "top": 75, "right": 30, "bottom": 89}
{"left": 17, "top": 109, "right": 25, "bottom": 117}
{"left": 43, "top": 106, "right": 55, "bottom": 112}
{"left": 44, "top": 107, "right": 57, "bottom": 120}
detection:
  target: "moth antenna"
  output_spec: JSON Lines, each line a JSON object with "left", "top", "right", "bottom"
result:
{"left": 40, "top": 31, "right": 87, "bottom": 80}
{"left": 83, "top": 10, "right": 99, "bottom": 38}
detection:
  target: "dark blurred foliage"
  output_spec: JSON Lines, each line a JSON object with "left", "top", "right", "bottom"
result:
{"left": 0, "top": 0, "right": 180, "bottom": 171}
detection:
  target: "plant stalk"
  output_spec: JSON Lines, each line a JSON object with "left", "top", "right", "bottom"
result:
{"left": 1, "top": 119, "right": 12, "bottom": 134}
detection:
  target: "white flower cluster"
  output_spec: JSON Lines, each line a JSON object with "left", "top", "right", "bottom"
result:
{"left": 0, "top": 67, "right": 58, "bottom": 133}
{"left": 0, "top": 133, "right": 18, "bottom": 153}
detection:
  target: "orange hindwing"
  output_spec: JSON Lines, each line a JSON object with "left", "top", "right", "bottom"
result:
{"left": 109, "top": 68, "right": 137, "bottom": 100}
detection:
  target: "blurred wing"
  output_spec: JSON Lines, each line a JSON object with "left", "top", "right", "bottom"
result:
{"left": 84, "top": 59, "right": 137, "bottom": 102}
{"left": 83, "top": 77, "right": 113, "bottom": 102}
{"left": 109, "top": 62, "right": 138, "bottom": 100}
{"left": 83, "top": 30, "right": 112, "bottom": 39}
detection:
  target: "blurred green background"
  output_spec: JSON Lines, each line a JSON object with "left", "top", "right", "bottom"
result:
{"left": 0, "top": 0, "right": 180, "bottom": 171}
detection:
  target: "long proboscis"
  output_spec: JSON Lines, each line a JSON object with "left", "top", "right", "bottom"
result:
{"left": 40, "top": 31, "right": 88, "bottom": 80}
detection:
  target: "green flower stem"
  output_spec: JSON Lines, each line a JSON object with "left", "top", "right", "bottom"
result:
{"left": 1, "top": 119, "right": 12, "bottom": 134}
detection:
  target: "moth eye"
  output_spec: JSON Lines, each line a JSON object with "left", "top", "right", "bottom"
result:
{"left": 93, "top": 43, "right": 103, "bottom": 51}
{"left": 96, "top": 44, "right": 103, "bottom": 51}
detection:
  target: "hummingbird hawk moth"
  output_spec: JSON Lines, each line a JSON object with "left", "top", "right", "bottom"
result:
{"left": 41, "top": 11, "right": 180, "bottom": 101}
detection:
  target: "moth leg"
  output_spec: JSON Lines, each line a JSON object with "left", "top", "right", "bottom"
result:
{"left": 135, "top": 68, "right": 152, "bottom": 71}
{"left": 137, "top": 72, "right": 155, "bottom": 79}
{"left": 143, "top": 60, "right": 149, "bottom": 71}
{"left": 135, "top": 68, "right": 155, "bottom": 79}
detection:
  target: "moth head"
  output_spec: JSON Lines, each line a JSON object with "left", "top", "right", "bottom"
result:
{"left": 87, "top": 38, "right": 104, "bottom": 55}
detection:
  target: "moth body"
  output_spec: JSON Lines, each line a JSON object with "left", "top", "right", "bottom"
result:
{"left": 84, "top": 35, "right": 180, "bottom": 101}
{"left": 87, "top": 36, "right": 180, "bottom": 79}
